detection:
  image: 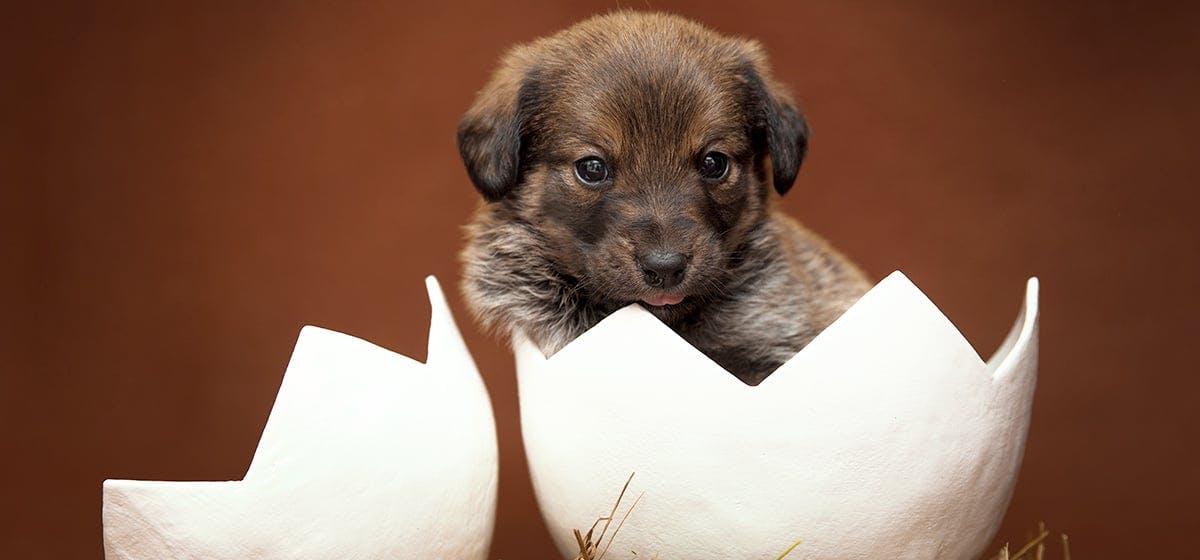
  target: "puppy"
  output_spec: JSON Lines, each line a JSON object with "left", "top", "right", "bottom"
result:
{"left": 457, "top": 12, "right": 869, "bottom": 385}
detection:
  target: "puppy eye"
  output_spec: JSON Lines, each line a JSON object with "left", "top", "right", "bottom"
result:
{"left": 574, "top": 157, "right": 609, "bottom": 186}
{"left": 698, "top": 151, "right": 730, "bottom": 181}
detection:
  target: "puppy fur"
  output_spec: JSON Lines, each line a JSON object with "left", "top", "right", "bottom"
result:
{"left": 457, "top": 12, "right": 869, "bottom": 385}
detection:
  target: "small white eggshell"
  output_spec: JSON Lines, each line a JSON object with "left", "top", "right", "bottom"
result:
{"left": 517, "top": 271, "right": 1038, "bottom": 560}
{"left": 103, "top": 277, "right": 498, "bottom": 560}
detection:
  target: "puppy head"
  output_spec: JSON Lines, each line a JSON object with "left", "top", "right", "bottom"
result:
{"left": 458, "top": 12, "right": 810, "bottom": 314}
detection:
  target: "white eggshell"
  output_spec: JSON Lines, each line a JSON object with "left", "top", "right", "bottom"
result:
{"left": 517, "top": 271, "right": 1038, "bottom": 560}
{"left": 103, "top": 277, "right": 498, "bottom": 560}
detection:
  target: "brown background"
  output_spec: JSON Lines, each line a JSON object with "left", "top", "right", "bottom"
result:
{"left": 3, "top": 1, "right": 1198, "bottom": 558}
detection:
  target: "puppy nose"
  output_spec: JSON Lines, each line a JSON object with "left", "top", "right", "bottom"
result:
{"left": 639, "top": 251, "right": 688, "bottom": 289}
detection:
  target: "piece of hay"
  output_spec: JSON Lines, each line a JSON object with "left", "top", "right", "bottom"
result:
{"left": 570, "top": 473, "right": 802, "bottom": 560}
{"left": 990, "top": 523, "right": 1072, "bottom": 560}
{"left": 573, "top": 472, "right": 645, "bottom": 560}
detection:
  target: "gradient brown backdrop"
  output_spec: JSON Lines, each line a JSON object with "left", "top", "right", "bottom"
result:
{"left": 3, "top": 1, "right": 1198, "bottom": 558}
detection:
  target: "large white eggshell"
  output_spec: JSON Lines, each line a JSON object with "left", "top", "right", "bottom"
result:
{"left": 517, "top": 271, "right": 1038, "bottom": 560}
{"left": 103, "top": 277, "right": 498, "bottom": 560}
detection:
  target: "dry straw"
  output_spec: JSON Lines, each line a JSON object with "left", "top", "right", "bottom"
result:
{"left": 570, "top": 473, "right": 800, "bottom": 560}
{"left": 989, "top": 522, "right": 1072, "bottom": 560}
{"left": 572, "top": 473, "right": 643, "bottom": 560}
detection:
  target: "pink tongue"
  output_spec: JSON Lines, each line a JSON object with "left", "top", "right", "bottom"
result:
{"left": 642, "top": 294, "right": 685, "bottom": 306}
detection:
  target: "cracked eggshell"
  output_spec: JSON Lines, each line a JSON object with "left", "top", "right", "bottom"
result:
{"left": 103, "top": 277, "right": 498, "bottom": 560}
{"left": 516, "top": 271, "right": 1039, "bottom": 560}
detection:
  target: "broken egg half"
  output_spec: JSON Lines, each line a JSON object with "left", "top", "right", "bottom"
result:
{"left": 103, "top": 278, "right": 498, "bottom": 560}
{"left": 516, "top": 271, "right": 1039, "bottom": 559}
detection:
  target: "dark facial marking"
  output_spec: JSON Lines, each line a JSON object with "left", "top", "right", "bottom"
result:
{"left": 541, "top": 183, "right": 611, "bottom": 246}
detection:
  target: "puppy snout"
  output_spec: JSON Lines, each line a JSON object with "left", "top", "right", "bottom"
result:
{"left": 639, "top": 250, "right": 688, "bottom": 289}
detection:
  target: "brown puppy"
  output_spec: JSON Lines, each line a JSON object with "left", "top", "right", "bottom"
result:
{"left": 457, "top": 12, "right": 869, "bottom": 385}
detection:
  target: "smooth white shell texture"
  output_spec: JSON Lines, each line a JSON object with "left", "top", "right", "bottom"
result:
{"left": 517, "top": 271, "right": 1039, "bottom": 560}
{"left": 103, "top": 277, "right": 498, "bottom": 560}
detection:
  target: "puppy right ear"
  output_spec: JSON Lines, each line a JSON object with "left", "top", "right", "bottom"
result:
{"left": 457, "top": 58, "right": 541, "bottom": 202}
{"left": 736, "top": 43, "right": 810, "bottom": 197}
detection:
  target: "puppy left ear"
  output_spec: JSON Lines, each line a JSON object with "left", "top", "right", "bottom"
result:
{"left": 457, "top": 53, "right": 543, "bottom": 202}
{"left": 742, "top": 64, "right": 810, "bottom": 196}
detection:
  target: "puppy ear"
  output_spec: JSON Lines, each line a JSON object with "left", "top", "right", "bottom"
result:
{"left": 742, "top": 63, "right": 810, "bottom": 196}
{"left": 763, "top": 95, "right": 809, "bottom": 196}
{"left": 457, "top": 55, "right": 542, "bottom": 202}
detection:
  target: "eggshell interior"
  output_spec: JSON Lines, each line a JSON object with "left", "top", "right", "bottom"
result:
{"left": 516, "top": 271, "right": 1038, "bottom": 560}
{"left": 103, "top": 277, "right": 498, "bottom": 560}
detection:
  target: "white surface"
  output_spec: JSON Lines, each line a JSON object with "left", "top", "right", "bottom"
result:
{"left": 103, "top": 277, "right": 498, "bottom": 560}
{"left": 517, "top": 271, "right": 1039, "bottom": 560}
